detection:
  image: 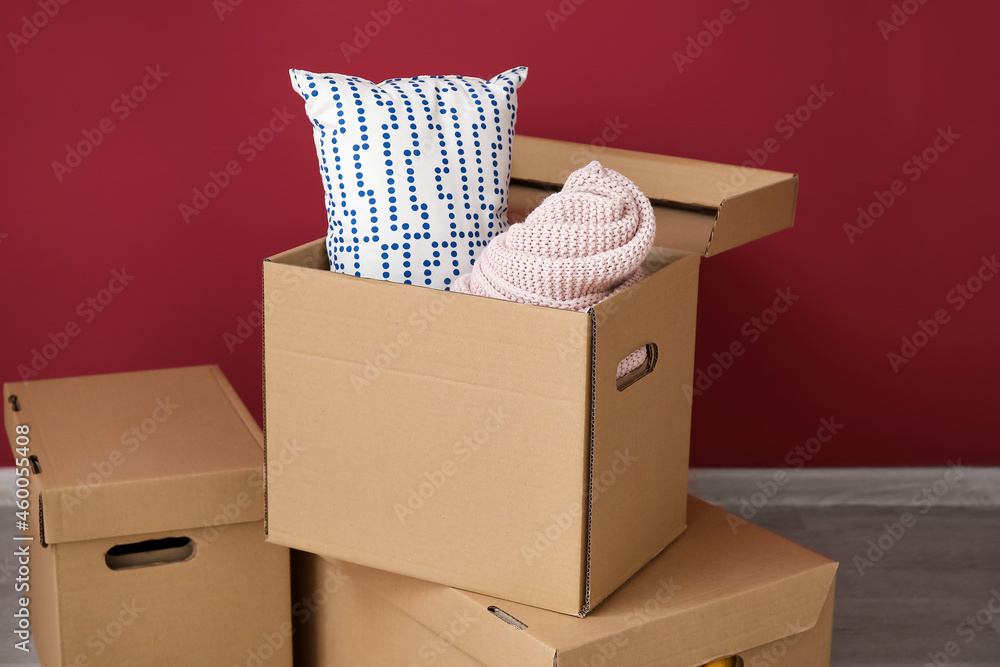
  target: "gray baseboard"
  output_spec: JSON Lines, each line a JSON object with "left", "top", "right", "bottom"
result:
{"left": 689, "top": 466, "right": 1000, "bottom": 508}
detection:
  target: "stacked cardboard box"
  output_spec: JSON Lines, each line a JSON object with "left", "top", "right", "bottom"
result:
{"left": 262, "top": 136, "right": 838, "bottom": 664}
{"left": 1, "top": 134, "right": 835, "bottom": 666}
{"left": 292, "top": 498, "right": 837, "bottom": 666}
{"left": 3, "top": 365, "right": 292, "bottom": 666}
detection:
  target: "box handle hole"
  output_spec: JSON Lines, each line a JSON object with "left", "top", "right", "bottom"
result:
{"left": 487, "top": 605, "right": 528, "bottom": 630}
{"left": 28, "top": 456, "right": 41, "bottom": 474}
{"left": 701, "top": 658, "right": 743, "bottom": 667}
{"left": 616, "top": 343, "right": 658, "bottom": 392}
{"left": 105, "top": 536, "right": 195, "bottom": 570}
{"left": 8, "top": 395, "right": 20, "bottom": 412}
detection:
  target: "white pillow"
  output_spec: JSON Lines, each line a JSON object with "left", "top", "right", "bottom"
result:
{"left": 289, "top": 67, "right": 528, "bottom": 289}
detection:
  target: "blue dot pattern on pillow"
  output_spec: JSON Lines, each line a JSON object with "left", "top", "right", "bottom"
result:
{"left": 289, "top": 67, "right": 528, "bottom": 290}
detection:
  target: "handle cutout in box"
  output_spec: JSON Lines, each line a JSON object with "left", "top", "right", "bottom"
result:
{"left": 105, "top": 536, "right": 195, "bottom": 570}
{"left": 29, "top": 456, "right": 41, "bottom": 474}
{"left": 8, "top": 395, "right": 20, "bottom": 412}
{"left": 487, "top": 605, "right": 528, "bottom": 630}
{"left": 701, "top": 657, "right": 743, "bottom": 667}
{"left": 616, "top": 343, "right": 658, "bottom": 392}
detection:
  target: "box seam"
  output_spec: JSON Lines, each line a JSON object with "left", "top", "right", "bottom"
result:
{"left": 261, "top": 261, "right": 270, "bottom": 538}
{"left": 581, "top": 309, "right": 598, "bottom": 617}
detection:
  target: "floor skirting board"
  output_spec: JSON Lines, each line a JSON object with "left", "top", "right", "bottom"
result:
{"left": 688, "top": 466, "right": 1000, "bottom": 508}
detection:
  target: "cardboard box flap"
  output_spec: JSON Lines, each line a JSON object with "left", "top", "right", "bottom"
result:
{"left": 364, "top": 568, "right": 559, "bottom": 666}
{"left": 351, "top": 497, "right": 836, "bottom": 666}
{"left": 3, "top": 365, "right": 265, "bottom": 545}
{"left": 484, "top": 497, "right": 836, "bottom": 664}
{"left": 509, "top": 135, "right": 796, "bottom": 257}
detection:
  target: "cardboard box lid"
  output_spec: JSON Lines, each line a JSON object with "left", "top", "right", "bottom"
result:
{"left": 352, "top": 497, "right": 837, "bottom": 666}
{"left": 3, "top": 365, "right": 265, "bottom": 545}
{"left": 509, "top": 135, "right": 797, "bottom": 257}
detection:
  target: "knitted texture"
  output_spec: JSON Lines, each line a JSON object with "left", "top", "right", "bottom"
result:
{"left": 452, "top": 160, "right": 656, "bottom": 377}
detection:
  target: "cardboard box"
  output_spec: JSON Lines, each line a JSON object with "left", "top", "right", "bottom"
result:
{"left": 292, "top": 497, "right": 837, "bottom": 667}
{"left": 2, "top": 365, "right": 293, "bottom": 667}
{"left": 264, "top": 135, "right": 798, "bottom": 616}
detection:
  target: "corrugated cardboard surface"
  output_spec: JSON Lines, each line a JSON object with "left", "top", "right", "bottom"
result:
{"left": 293, "top": 498, "right": 837, "bottom": 667}
{"left": 54, "top": 522, "right": 291, "bottom": 666}
{"left": 584, "top": 253, "right": 700, "bottom": 612}
{"left": 3, "top": 365, "right": 265, "bottom": 544}
{"left": 2, "top": 366, "right": 292, "bottom": 666}
{"left": 264, "top": 253, "right": 594, "bottom": 613}
{"left": 708, "top": 177, "right": 799, "bottom": 257}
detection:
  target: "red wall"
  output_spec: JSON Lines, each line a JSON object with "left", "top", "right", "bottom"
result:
{"left": 2, "top": 0, "right": 997, "bottom": 467}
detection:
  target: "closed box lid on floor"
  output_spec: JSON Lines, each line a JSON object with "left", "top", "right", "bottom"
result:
{"left": 3, "top": 365, "right": 266, "bottom": 545}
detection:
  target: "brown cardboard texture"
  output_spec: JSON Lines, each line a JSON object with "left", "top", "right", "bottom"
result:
{"left": 263, "top": 135, "right": 797, "bottom": 616}
{"left": 293, "top": 498, "right": 837, "bottom": 667}
{"left": 3, "top": 365, "right": 292, "bottom": 667}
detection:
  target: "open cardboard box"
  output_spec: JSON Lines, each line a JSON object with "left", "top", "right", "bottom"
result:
{"left": 263, "top": 136, "right": 798, "bottom": 616}
{"left": 292, "top": 497, "right": 837, "bottom": 666}
{"left": 2, "top": 366, "right": 292, "bottom": 667}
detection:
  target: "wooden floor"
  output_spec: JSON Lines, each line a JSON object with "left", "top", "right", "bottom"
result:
{"left": 1, "top": 468, "right": 998, "bottom": 666}
{"left": 691, "top": 468, "right": 1000, "bottom": 667}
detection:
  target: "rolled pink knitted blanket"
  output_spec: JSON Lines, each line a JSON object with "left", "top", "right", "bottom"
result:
{"left": 452, "top": 160, "right": 656, "bottom": 377}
